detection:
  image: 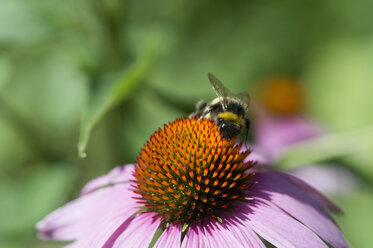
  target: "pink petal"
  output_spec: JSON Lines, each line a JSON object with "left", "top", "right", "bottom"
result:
{"left": 109, "top": 213, "right": 161, "bottom": 248}
{"left": 255, "top": 114, "right": 323, "bottom": 160}
{"left": 280, "top": 171, "right": 342, "bottom": 213}
{"left": 238, "top": 200, "right": 328, "bottom": 248}
{"left": 68, "top": 207, "right": 138, "bottom": 248}
{"left": 223, "top": 214, "right": 266, "bottom": 248}
{"left": 36, "top": 184, "right": 139, "bottom": 246}
{"left": 253, "top": 172, "right": 349, "bottom": 248}
{"left": 242, "top": 148, "right": 270, "bottom": 167}
{"left": 181, "top": 220, "right": 248, "bottom": 248}
{"left": 81, "top": 165, "right": 135, "bottom": 195}
{"left": 153, "top": 224, "right": 181, "bottom": 248}
{"left": 291, "top": 164, "right": 357, "bottom": 196}
{"left": 180, "top": 225, "right": 200, "bottom": 248}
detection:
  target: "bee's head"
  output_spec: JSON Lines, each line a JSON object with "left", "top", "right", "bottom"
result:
{"left": 217, "top": 118, "right": 242, "bottom": 139}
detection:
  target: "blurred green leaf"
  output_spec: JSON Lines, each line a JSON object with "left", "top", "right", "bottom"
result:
{"left": 0, "top": 115, "right": 32, "bottom": 171}
{"left": 0, "top": 57, "right": 12, "bottom": 90}
{"left": 305, "top": 38, "right": 373, "bottom": 131}
{"left": 78, "top": 40, "right": 157, "bottom": 158}
{"left": 0, "top": 1, "right": 50, "bottom": 44}
{"left": 0, "top": 43, "right": 88, "bottom": 161}
{"left": 0, "top": 163, "right": 77, "bottom": 242}
{"left": 277, "top": 125, "right": 373, "bottom": 179}
{"left": 148, "top": 1, "right": 334, "bottom": 103}
{"left": 121, "top": 87, "right": 184, "bottom": 162}
{"left": 335, "top": 186, "right": 373, "bottom": 248}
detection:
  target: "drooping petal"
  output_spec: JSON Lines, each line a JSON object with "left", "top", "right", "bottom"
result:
{"left": 291, "top": 164, "right": 357, "bottom": 196}
{"left": 238, "top": 200, "right": 328, "bottom": 248}
{"left": 253, "top": 172, "right": 349, "bottom": 248}
{"left": 280, "top": 171, "right": 342, "bottom": 213}
{"left": 80, "top": 165, "right": 135, "bottom": 195}
{"left": 153, "top": 224, "right": 182, "bottom": 248}
{"left": 36, "top": 184, "right": 139, "bottom": 247}
{"left": 108, "top": 213, "right": 161, "bottom": 248}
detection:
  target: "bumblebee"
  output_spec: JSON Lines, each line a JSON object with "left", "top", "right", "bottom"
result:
{"left": 190, "top": 73, "right": 250, "bottom": 139}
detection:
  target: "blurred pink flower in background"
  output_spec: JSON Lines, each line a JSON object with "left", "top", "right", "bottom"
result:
{"left": 37, "top": 118, "right": 349, "bottom": 247}
{"left": 252, "top": 76, "right": 357, "bottom": 195}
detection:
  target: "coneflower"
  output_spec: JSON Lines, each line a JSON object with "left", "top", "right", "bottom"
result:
{"left": 37, "top": 118, "right": 349, "bottom": 247}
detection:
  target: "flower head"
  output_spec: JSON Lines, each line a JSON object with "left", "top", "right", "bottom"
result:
{"left": 133, "top": 118, "right": 255, "bottom": 226}
{"left": 37, "top": 118, "right": 349, "bottom": 248}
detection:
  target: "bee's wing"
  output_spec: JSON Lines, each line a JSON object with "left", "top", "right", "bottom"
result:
{"left": 208, "top": 73, "right": 231, "bottom": 109}
{"left": 236, "top": 92, "right": 251, "bottom": 105}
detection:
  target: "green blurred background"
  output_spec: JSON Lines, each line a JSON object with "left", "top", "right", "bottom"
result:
{"left": 1, "top": 0, "right": 373, "bottom": 247}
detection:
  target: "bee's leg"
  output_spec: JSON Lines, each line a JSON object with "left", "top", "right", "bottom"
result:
{"left": 245, "top": 118, "right": 250, "bottom": 131}
{"left": 244, "top": 118, "right": 250, "bottom": 148}
{"left": 198, "top": 103, "right": 219, "bottom": 119}
{"left": 189, "top": 100, "right": 208, "bottom": 118}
